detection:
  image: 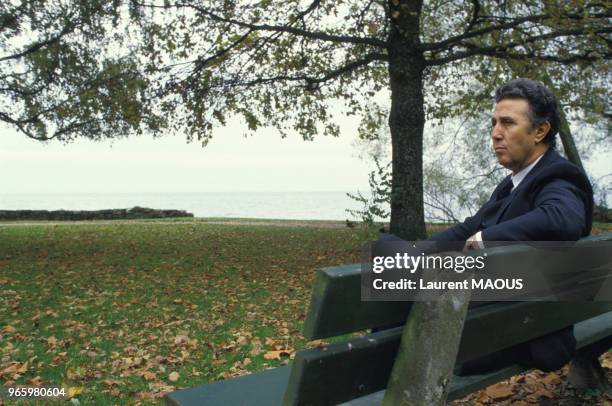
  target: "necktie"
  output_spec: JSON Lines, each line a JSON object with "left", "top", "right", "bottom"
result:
{"left": 481, "top": 179, "right": 515, "bottom": 229}
{"left": 497, "top": 179, "right": 514, "bottom": 200}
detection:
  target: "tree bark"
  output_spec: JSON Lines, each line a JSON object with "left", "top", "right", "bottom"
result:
{"left": 387, "top": 0, "right": 427, "bottom": 240}
{"left": 535, "top": 72, "right": 585, "bottom": 170}
{"left": 568, "top": 354, "right": 611, "bottom": 393}
{"left": 383, "top": 274, "right": 471, "bottom": 405}
{"left": 556, "top": 104, "right": 585, "bottom": 171}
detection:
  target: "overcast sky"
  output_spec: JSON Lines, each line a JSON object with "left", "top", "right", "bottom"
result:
{"left": 1, "top": 116, "right": 609, "bottom": 197}
{"left": 0, "top": 115, "right": 374, "bottom": 194}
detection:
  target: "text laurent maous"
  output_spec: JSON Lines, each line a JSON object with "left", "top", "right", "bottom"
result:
{"left": 372, "top": 278, "right": 524, "bottom": 290}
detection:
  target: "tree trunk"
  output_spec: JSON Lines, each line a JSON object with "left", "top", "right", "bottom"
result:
{"left": 387, "top": 0, "right": 427, "bottom": 240}
{"left": 535, "top": 72, "right": 585, "bottom": 170}
{"left": 556, "top": 103, "right": 585, "bottom": 171}
{"left": 568, "top": 354, "right": 611, "bottom": 392}
{"left": 383, "top": 274, "right": 472, "bottom": 405}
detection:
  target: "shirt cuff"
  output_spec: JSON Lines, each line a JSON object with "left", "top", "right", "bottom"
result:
{"left": 474, "top": 231, "right": 485, "bottom": 249}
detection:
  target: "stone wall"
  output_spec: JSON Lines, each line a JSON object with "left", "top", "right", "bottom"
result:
{"left": 0, "top": 206, "right": 194, "bottom": 221}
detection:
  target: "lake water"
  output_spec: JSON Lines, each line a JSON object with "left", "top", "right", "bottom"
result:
{"left": 0, "top": 192, "right": 376, "bottom": 221}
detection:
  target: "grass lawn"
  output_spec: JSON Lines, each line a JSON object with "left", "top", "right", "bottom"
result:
{"left": 0, "top": 221, "right": 378, "bottom": 404}
{"left": 0, "top": 220, "right": 610, "bottom": 405}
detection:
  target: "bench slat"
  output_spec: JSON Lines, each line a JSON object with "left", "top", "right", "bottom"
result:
{"left": 339, "top": 310, "right": 612, "bottom": 405}
{"left": 165, "top": 365, "right": 290, "bottom": 406}
{"left": 164, "top": 311, "right": 612, "bottom": 406}
{"left": 286, "top": 302, "right": 612, "bottom": 406}
{"left": 304, "top": 234, "right": 612, "bottom": 340}
{"left": 303, "top": 263, "right": 411, "bottom": 340}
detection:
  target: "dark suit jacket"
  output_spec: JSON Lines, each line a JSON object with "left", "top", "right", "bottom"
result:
{"left": 429, "top": 148, "right": 593, "bottom": 244}
{"left": 429, "top": 148, "right": 594, "bottom": 373}
{"left": 378, "top": 148, "right": 594, "bottom": 372}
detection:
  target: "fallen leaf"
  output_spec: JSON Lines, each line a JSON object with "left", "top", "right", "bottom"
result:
{"left": 174, "top": 335, "right": 189, "bottom": 344}
{"left": 474, "top": 390, "right": 490, "bottom": 403}
{"left": 250, "top": 340, "right": 263, "bottom": 356}
{"left": 263, "top": 350, "right": 292, "bottom": 360}
{"left": 103, "top": 379, "right": 120, "bottom": 387}
{"left": 532, "top": 388, "right": 554, "bottom": 399}
{"left": 3, "top": 325, "right": 16, "bottom": 333}
{"left": 67, "top": 387, "right": 83, "bottom": 398}
{"left": 484, "top": 382, "right": 514, "bottom": 400}
{"left": 27, "top": 376, "right": 43, "bottom": 386}
{"left": 541, "top": 372, "right": 561, "bottom": 386}
{"left": 142, "top": 371, "right": 157, "bottom": 381}
{"left": 17, "top": 362, "right": 28, "bottom": 374}
{"left": 309, "top": 340, "right": 324, "bottom": 348}
{"left": 212, "top": 359, "right": 227, "bottom": 366}
{"left": 136, "top": 391, "right": 157, "bottom": 400}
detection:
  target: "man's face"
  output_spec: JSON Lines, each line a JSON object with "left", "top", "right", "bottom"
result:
{"left": 491, "top": 99, "right": 542, "bottom": 174}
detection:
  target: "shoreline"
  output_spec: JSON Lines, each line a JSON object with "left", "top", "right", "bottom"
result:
{"left": 0, "top": 218, "right": 459, "bottom": 234}
{"left": 1, "top": 219, "right": 609, "bottom": 235}
{"left": 0, "top": 217, "right": 361, "bottom": 228}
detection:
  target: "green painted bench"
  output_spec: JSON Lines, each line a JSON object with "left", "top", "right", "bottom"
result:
{"left": 165, "top": 233, "right": 612, "bottom": 405}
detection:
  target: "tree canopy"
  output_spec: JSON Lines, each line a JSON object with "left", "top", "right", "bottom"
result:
{"left": 2, "top": 0, "right": 609, "bottom": 238}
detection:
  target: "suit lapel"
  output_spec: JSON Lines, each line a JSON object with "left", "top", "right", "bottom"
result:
{"left": 479, "top": 177, "right": 512, "bottom": 229}
{"left": 492, "top": 184, "right": 518, "bottom": 225}
{"left": 492, "top": 148, "right": 558, "bottom": 224}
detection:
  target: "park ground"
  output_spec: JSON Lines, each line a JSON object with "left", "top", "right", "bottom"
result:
{"left": 0, "top": 219, "right": 611, "bottom": 405}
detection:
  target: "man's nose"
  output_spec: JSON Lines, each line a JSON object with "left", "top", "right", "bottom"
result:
{"left": 491, "top": 124, "right": 503, "bottom": 139}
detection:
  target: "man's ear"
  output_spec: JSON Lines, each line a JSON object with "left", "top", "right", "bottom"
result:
{"left": 534, "top": 121, "right": 551, "bottom": 144}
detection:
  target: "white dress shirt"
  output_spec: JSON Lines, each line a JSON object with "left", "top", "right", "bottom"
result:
{"left": 510, "top": 154, "right": 544, "bottom": 191}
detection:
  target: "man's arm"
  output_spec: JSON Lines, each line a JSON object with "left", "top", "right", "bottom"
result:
{"left": 481, "top": 179, "right": 587, "bottom": 242}
{"left": 428, "top": 207, "right": 485, "bottom": 242}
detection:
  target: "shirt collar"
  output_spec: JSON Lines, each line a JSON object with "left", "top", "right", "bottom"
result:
{"left": 511, "top": 154, "right": 544, "bottom": 190}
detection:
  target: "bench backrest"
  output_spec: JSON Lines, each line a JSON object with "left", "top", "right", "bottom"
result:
{"left": 284, "top": 233, "right": 612, "bottom": 406}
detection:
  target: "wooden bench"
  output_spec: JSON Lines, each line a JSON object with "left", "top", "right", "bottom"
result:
{"left": 165, "top": 233, "right": 612, "bottom": 405}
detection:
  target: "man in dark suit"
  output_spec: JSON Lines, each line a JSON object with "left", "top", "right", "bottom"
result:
{"left": 378, "top": 78, "right": 594, "bottom": 373}
{"left": 428, "top": 78, "right": 594, "bottom": 374}
{"left": 429, "top": 79, "right": 592, "bottom": 248}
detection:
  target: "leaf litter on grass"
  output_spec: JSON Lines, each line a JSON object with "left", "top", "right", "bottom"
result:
{"left": 0, "top": 222, "right": 370, "bottom": 404}
{"left": 1, "top": 222, "right": 610, "bottom": 404}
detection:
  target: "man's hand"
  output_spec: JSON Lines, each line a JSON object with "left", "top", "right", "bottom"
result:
{"left": 464, "top": 231, "right": 484, "bottom": 251}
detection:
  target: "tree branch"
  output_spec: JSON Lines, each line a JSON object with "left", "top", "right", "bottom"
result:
{"left": 421, "top": 13, "right": 548, "bottom": 52}
{"left": 0, "top": 1, "right": 32, "bottom": 33}
{"left": 158, "top": 29, "right": 255, "bottom": 97}
{"left": 224, "top": 52, "right": 387, "bottom": 89}
{"left": 424, "top": 197, "right": 459, "bottom": 223}
{"left": 139, "top": 2, "right": 387, "bottom": 48}
{"left": 428, "top": 48, "right": 609, "bottom": 66}
{"left": 421, "top": 8, "right": 611, "bottom": 52}
{"left": 0, "top": 24, "right": 75, "bottom": 62}
{"left": 293, "top": 0, "right": 321, "bottom": 22}
{"left": 462, "top": 0, "right": 482, "bottom": 38}
{"left": 426, "top": 26, "right": 612, "bottom": 66}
